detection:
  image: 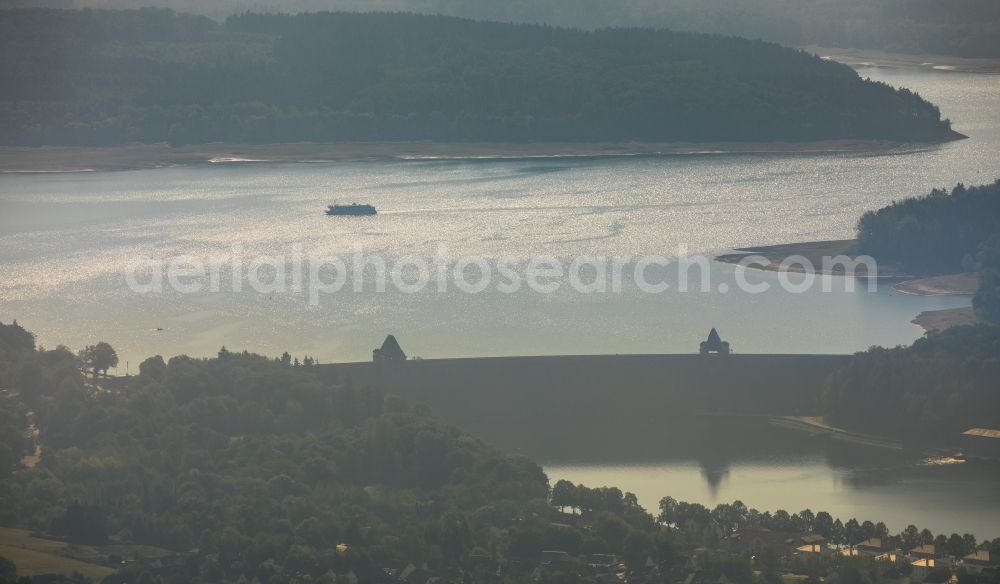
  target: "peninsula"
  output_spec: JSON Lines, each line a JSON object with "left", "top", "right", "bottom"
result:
{"left": 0, "top": 9, "right": 961, "bottom": 148}
{"left": 715, "top": 180, "right": 1000, "bottom": 332}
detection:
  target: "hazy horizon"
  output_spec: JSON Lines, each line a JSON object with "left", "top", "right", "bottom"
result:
{"left": 3, "top": 0, "right": 1000, "bottom": 58}
{"left": 1, "top": 4, "right": 999, "bottom": 583}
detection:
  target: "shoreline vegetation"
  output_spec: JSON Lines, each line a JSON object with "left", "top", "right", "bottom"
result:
{"left": 806, "top": 45, "right": 1000, "bottom": 74}
{"left": 0, "top": 139, "right": 933, "bottom": 173}
{"left": 0, "top": 527, "right": 152, "bottom": 581}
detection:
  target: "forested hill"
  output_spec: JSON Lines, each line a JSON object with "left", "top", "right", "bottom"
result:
{"left": 0, "top": 9, "right": 959, "bottom": 146}
{"left": 9, "top": 0, "right": 1000, "bottom": 58}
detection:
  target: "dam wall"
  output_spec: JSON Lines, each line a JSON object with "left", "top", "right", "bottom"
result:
{"left": 326, "top": 354, "right": 849, "bottom": 456}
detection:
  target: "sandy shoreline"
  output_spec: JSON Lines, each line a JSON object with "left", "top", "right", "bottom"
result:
{"left": 894, "top": 275, "right": 980, "bottom": 333}
{"left": 805, "top": 45, "right": 1000, "bottom": 74}
{"left": 0, "top": 139, "right": 934, "bottom": 173}
{"left": 770, "top": 416, "right": 903, "bottom": 451}
{"left": 717, "top": 241, "right": 982, "bottom": 293}
{"left": 912, "top": 307, "right": 979, "bottom": 333}
{"left": 714, "top": 239, "right": 912, "bottom": 277}
{"left": 716, "top": 239, "right": 982, "bottom": 333}
{"left": 893, "top": 272, "right": 978, "bottom": 296}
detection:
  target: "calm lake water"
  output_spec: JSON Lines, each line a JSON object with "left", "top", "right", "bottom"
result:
{"left": 540, "top": 416, "right": 1000, "bottom": 541}
{"left": 546, "top": 457, "right": 1000, "bottom": 541}
{"left": 1, "top": 68, "right": 995, "bottom": 366}
{"left": 1, "top": 67, "right": 999, "bottom": 537}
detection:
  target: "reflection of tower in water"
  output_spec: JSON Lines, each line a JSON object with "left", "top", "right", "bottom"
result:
{"left": 698, "top": 455, "right": 731, "bottom": 499}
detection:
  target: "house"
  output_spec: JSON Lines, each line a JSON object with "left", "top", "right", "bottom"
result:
{"left": 961, "top": 428, "right": 1000, "bottom": 460}
{"left": 799, "top": 533, "right": 827, "bottom": 547}
{"left": 700, "top": 328, "right": 731, "bottom": 355}
{"left": 962, "top": 550, "right": 998, "bottom": 574}
{"left": 857, "top": 538, "right": 887, "bottom": 556}
{"left": 797, "top": 533, "right": 828, "bottom": 556}
{"left": 909, "top": 544, "right": 941, "bottom": 560}
{"left": 373, "top": 334, "right": 406, "bottom": 363}
{"left": 796, "top": 543, "right": 828, "bottom": 556}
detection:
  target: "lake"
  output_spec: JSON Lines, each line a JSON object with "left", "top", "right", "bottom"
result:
{"left": 1, "top": 68, "right": 996, "bottom": 367}
{"left": 2, "top": 66, "right": 999, "bottom": 539}
{"left": 540, "top": 416, "right": 1000, "bottom": 541}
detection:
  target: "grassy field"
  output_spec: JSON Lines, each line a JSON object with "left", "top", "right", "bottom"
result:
{"left": 0, "top": 527, "right": 176, "bottom": 580}
{"left": 0, "top": 528, "right": 116, "bottom": 580}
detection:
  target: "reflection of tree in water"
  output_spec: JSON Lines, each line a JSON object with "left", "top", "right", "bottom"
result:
{"left": 697, "top": 453, "right": 732, "bottom": 498}
{"left": 824, "top": 441, "right": 909, "bottom": 470}
{"left": 822, "top": 442, "right": 923, "bottom": 488}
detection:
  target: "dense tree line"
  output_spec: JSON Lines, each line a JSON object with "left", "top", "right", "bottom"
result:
{"left": 0, "top": 8, "right": 958, "bottom": 147}
{"left": 653, "top": 494, "right": 999, "bottom": 584}
{"left": 0, "top": 322, "right": 675, "bottom": 582}
{"left": 9, "top": 0, "right": 1000, "bottom": 58}
{"left": 974, "top": 234, "right": 1000, "bottom": 323}
{"left": 857, "top": 180, "right": 1000, "bottom": 274}
{"left": 657, "top": 495, "right": 1000, "bottom": 555}
{"left": 1, "top": 320, "right": 999, "bottom": 583}
{"left": 855, "top": 179, "right": 1000, "bottom": 321}
{"left": 0, "top": 321, "right": 542, "bottom": 579}
{"left": 821, "top": 324, "right": 1000, "bottom": 443}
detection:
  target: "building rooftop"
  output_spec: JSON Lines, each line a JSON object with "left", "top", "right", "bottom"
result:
{"left": 700, "top": 327, "right": 731, "bottom": 354}
{"left": 962, "top": 427, "right": 1000, "bottom": 439}
{"left": 373, "top": 334, "right": 406, "bottom": 362}
{"left": 964, "top": 550, "right": 996, "bottom": 565}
